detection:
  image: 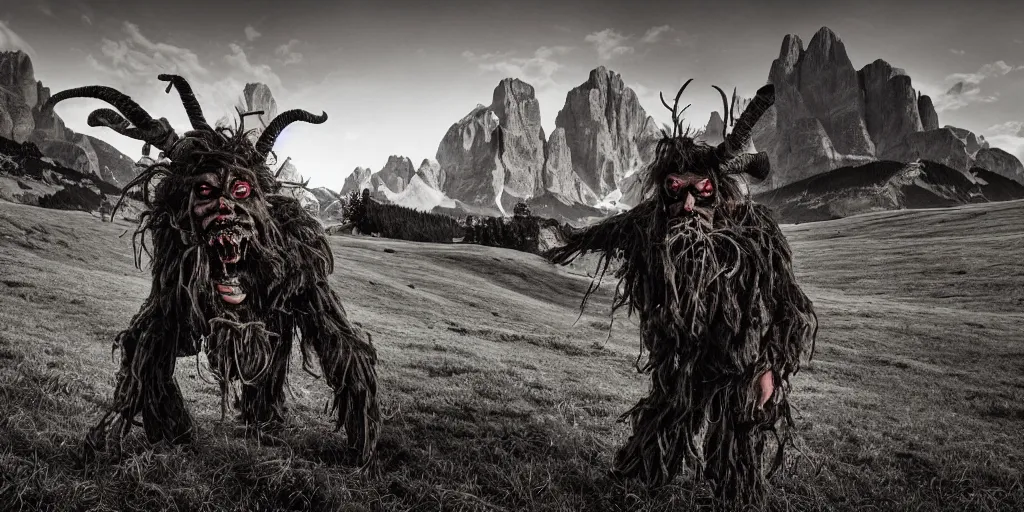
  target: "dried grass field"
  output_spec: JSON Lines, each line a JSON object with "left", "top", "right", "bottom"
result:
{"left": 1, "top": 199, "right": 1022, "bottom": 511}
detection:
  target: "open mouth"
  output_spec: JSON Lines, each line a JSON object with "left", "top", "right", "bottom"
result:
{"left": 206, "top": 227, "right": 252, "bottom": 305}
{"left": 208, "top": 229, "right": 249, "bottom": 265}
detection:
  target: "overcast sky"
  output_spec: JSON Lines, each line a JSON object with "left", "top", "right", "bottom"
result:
{"left": 2, "top": 0, "right": 1023, "bottom": 191}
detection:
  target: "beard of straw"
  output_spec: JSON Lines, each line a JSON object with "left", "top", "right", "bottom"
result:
{"left": 547, "top": 192, "right": 817, "bottom": 508}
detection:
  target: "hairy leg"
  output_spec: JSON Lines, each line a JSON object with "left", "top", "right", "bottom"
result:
{"left": 86, "top": 302, "right": 194, "bottom": 454}
{"left": 139, "top": 332, "right": 193, "bottom": 445}
{"left": 238, "top": 323, "right": 294, "bottom": 426}
{"left": 612, "top": 373, "right": 708, "bottom": 487}
{"left": 296, "top": 283, "right": 380, "bottom": 470}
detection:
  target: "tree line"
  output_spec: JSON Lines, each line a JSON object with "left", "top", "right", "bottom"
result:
{"left": 341, "top": 189, "right": 574, "bottom": 254}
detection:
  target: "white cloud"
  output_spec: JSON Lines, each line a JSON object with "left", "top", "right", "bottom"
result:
{"left": 946, "top": 60, "right": 1024, "bottom": 86}
{"left": 81, "top": 14, "right": 92, "bottom": 26}
{"left": 37, "top": 2, "right": 53, "bottom": 17}
{"left": 984, "top": 132, "right": 1024, "bottom": 163}
{"left": 0, "top": 20, "right": 38, "bottom": 62}
{"left": 464, "top": 46, "right": 573, "bottom": 90}
{"left": 930, "top": 60, "right": 1024, "bottom": 112}
{"left": 986, "top": 121, "right": 1024, "bottom": 138}
{"left": 91, "top": 21, "right": 209, "bottom": 80}
{"left": 585, "top": 29, "right": 633, "bottom": 61}
{"left": 984, "top": 122, "right": 1024, "bottom": 161}
{"left": 74, "top": 21, "right": 288, "bottom": 157}
{"left": 225, "top": 42, "right": 284, "bottom": 91}
{"left": 462, "top": 49, "right": 515, "bottom": 62}
{"left": 275, "top": 39, "right": 303, "bottom": 65}
{"left": 933, "top": 86, "right": 998, "bottom": 112}
{"left": 244, "top": 25, "right": 261, "bottom": 42}
{"left": 640, "top": 25, "right": 671, "bottom": 44}
{"left": 949, "top": 48, "right": 966, "bottom": 56}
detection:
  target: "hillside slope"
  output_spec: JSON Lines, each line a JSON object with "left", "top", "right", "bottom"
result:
{"left": 1, "top": 199, "right": 1022, "bottom": 510}
{"left": 754, "top": 160, "right": 1024, "bottom": 223}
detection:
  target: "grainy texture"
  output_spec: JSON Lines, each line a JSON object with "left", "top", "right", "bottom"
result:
{"left": 544, "top": 95, "right": 817, "bottom": 506}
{"left": 37, "top": 76, "right": 381, "bottom": 473}
{"left": 0, "top": 198, "right": 1022, "bottom": 511}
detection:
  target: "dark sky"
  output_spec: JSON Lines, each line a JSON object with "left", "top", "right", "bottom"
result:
{"left": 2, "top": 0, "right": 1023, "bottom": 190}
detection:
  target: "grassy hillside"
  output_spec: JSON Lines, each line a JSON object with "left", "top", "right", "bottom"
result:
{"left": 1, "top": 199, "right": 1022, "bottom": 511}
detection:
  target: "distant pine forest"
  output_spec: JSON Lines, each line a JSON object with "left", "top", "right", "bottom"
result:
{"left": 340, "top": 189, "right": 574, "bottom": 254}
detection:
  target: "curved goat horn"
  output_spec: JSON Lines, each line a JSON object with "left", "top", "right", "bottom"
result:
{"left": 254, "top": 109, "right": 328, "bottom": 160}
{"left": 86, "top": 108, "right": 145, "bottom": 140}
{"left": 729, "top": 87, "right": 738, "bottom": 127}
{"left": 158, "top": 74, "right": 212, "bottom": 131}
{"left": 45, "top": 85, "right": 155, "bottom": 129}
{"left": 44, "top": 84, "right": 179, "bottom": 151}
{"left": 717, "top": 83, "right": 775, "bottom": 161}
{"left": 722, "top": 151, "right": 771, "bottom": 181}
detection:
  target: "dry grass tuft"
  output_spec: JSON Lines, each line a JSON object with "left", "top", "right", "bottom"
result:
{"left": 1, "top": 199, "right": 1022, "bottom": 510}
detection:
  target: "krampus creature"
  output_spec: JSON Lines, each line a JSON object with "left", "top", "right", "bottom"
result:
{"left": 44, "top": 75, "right": 380, "bottom": 469}
{"left": 545, "top": 81, "right": 817, "bottom": 506}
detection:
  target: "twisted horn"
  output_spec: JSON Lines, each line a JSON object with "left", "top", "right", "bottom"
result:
{"left": 254, "top": 109, "right": 328, "bottom": 159}
{"left": 158, "top": 74, "right": 212, "bottom": 131}
{"left": 44, "top": 85, "right": 179, "bottom": 151}
{"left": 711, "top": 85, "right": 730, "bottom": 141}
{"left": 722, "top": 151, "right": 771, "bottom": 181}
{"left": 45, "top": 85, "right": 155, "bottom": 129}
{"left": 86, "top": 108, "right": 145, "bottom": 140}
{"left": 717, "top": 83, "right": 775, "bottom": 160}
{"left": 168, "top": 137, "right": 205, "bottom": 162}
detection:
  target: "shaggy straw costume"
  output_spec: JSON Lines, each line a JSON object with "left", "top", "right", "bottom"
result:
{"left": 545, "top": 82, "right": 817, "bottom": 506}
{"left": 44, "top": 75, "right": 380, "bottom": 469}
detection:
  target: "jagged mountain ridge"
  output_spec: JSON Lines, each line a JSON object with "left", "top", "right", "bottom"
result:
{"left": 686, "top": 27, "right": 1023, "bottom": 192}
{"left": 753, "top": 160, "right": 1024, "bottom": 224}
{"left": 0, "top": 51, "right": 138, "bottom": 186}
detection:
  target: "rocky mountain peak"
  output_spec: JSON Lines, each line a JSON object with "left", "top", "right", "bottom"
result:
{"left": 0, "top": 51, "right": 38, "bottom": 110}
{"left": 341, "top": 167, "right": 372, "bottom": 196}
{"left": 750, "top": 25, "right": 1024, "bottom": 190}
{"left": 697, "top": 111, "right": 726, "bottom": 146}
{"left": 436, "top": 78, "right": 545, "bottom": 210}
{"left": 378, "top": 155, "right": 417, "bottom": 194}
{"left": 237, "top": 82, "right": 277, "bottom": 140}
{"left": 416, "top": 158, "right": 442, "bottom": 190}
{"left": 918, "top": 94, "right": 939, "bottom": 131}
{"left": 771, "top": 34, "right": 804, "bottom": 84}
{"left": 0, "top": 50, "right": 135, "bottom": 185}
{"left": 858, "top": 58, "right": 922, "bottom": 157}
{"left": 805, "top": 27, "right": 847, "bottom": 66}
{"left": 490, "top": 77, "right": 546, "bottom": 202}
{"left": 554, "top": 66, "right": 660, "bottom": 198}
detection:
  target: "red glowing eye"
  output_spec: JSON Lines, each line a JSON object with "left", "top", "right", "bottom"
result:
{"left": 667, "top": 176, "right": 685, "bottom": 192}
{"left": 196, "top": 184, "right": 213, "bottom": 197}
{"left": 232, "top": 181, "right": 251, "bottom": 199}
{"left": 697, "top": 179, "right": 714, "bottom": 196}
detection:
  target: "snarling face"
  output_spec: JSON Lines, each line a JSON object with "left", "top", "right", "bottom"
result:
{"left": 190, "top": 170, "right": 258, "bottom": 305}
{"left": 664, "top": 170, "right": 717, "bottom": 222}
